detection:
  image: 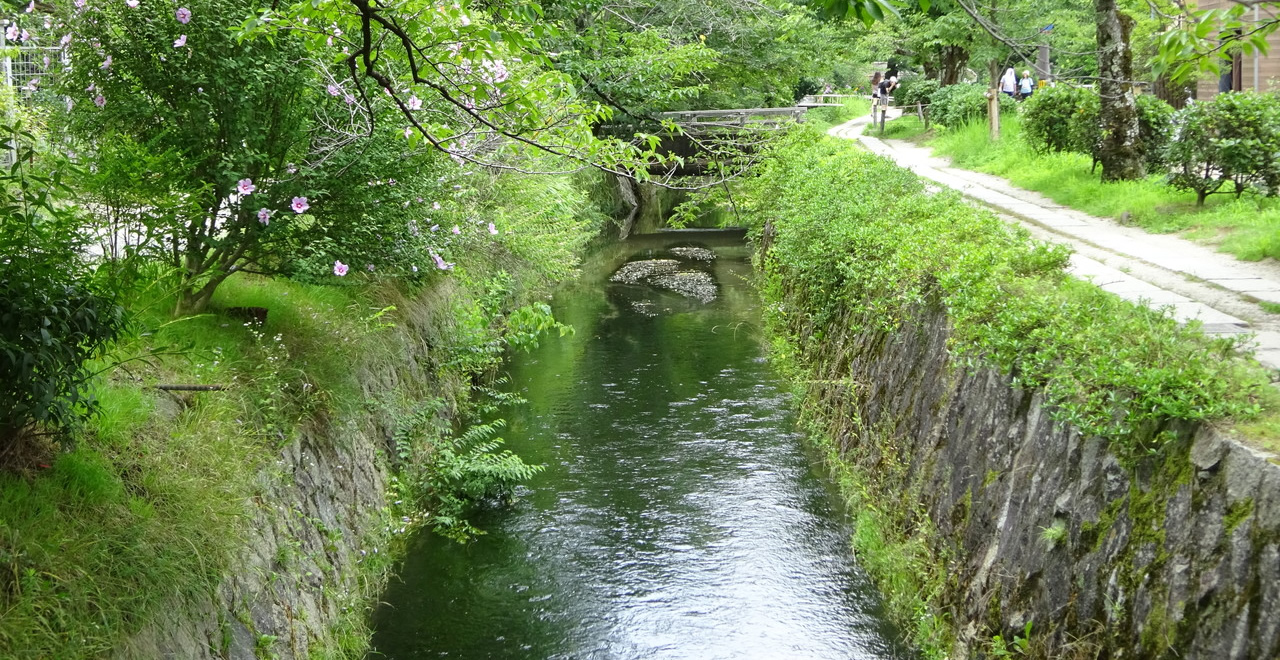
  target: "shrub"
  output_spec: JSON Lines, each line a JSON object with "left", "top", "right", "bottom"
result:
{"left": 1067, "top": 92, "right": 1101, "bottom": 162}
{"left": 745, "top": 125, "right": 1269, "bottom": 446}
{"left": 1026, "top": 88, "right": 1174, "bottom": 175}
{"left": 1136, "top": 94, "right": 1176, "bottom": 171}
{"left": 0, "top": 124, "right": 126, "bottom": 451}
{"left": 1021, "top": 85, "right": 1090, "bottom": 154}
{"left": 1167, "top": 92, "right": 1280, "bottom": 205}
{"left": 896, "top": 78, "right": 941, "bottom": 109}
{"left": 928, "top": 83, "right": 1013, "bottom": 130}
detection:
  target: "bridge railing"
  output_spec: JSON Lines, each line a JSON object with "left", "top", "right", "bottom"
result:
{"left": 654, "top": 107, "right": 808, "bottom": 129}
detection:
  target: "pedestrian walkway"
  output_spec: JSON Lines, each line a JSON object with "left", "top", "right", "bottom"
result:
{"left": 830, "top": 113, "right": 1280, "bottom": 370}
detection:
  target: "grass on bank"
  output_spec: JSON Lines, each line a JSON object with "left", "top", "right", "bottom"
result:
{"left": 0, "top": 169, "right": 609, "bottom": 658}
{"left": 0, "top": 274, "right": 380, "bottom": 657}
{"left": 744, "top": 123, "right": 1280, "bottom": 653}
{"left": 879, "top": 112, "right": 1280, "bottom": 263}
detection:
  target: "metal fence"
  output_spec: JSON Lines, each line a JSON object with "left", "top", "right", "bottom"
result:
{"left": 1, "top": 20, "right": 67, "bottom": 165}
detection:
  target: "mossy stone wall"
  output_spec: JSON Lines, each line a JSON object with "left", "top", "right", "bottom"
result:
{"left": 802, "top": 302, "right": 1280, "bottom": 658}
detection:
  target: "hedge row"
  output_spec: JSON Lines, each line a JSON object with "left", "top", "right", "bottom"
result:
{"left": 1020, "top": 85, "right": 1174, "bottom": 172}
{"left": 896, "top": 81, "right": 1015, "bottom": 130}
{"left": 1022, "top": 87, "right": 1280, "bottom": 205}
{"left": 744, "top": 126, "right": 1269, "bottom": 446}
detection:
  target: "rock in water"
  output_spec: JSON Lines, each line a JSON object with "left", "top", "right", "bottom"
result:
{"left": 610, "top": 259, "right": 680, "bottom": 284}
{"left": 669, "top": 246, "right": 716, "bottom": 261}
{"left": 649, "top": 271, "right": 717, "bottom": 303}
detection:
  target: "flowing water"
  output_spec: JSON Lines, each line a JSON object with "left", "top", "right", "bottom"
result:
{"left": 370, "top": 231, "right": 910, "bottom": 659}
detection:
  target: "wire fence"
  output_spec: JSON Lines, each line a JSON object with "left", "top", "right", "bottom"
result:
{"left": 2, "top": 21, "right": 68, "bottom": 165}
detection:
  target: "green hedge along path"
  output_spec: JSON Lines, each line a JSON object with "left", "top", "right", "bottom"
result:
{"left": 832, "top": 111, "right": 1280, "bottom": 372}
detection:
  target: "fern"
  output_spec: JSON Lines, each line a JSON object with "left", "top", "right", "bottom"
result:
{"left": 399, "top": 413, "right": 544, "bottom": 542}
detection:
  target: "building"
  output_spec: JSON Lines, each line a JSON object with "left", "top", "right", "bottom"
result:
{"left": 1193, "top": 0, "right": 1280, "bottom": 98}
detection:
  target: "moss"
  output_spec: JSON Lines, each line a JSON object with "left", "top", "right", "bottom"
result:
{"left": 802, "top": 420, "right": 955, "bottom": 659}
{"left": 1224, "top": 498, "right": 1254, "bottom": 535}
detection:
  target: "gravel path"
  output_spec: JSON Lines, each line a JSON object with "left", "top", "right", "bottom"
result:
{"left": 831, "top": 113, "right": 1280, "bottom": 370}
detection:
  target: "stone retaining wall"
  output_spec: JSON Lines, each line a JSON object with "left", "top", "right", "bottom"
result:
{"left": 806, "top": 302, "right": 1280, "bottom": 658}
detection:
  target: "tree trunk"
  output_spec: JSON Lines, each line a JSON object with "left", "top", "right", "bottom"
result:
{"left": 939, "top": 46, "right": 968, "bottom": 86}
{"left": 1095, "top": 0, "right": 1144, "bottom": 181}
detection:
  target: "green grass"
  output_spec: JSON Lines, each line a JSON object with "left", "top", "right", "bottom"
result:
{"left": 746, "top": 125, "right": 1277, "bottom": 453}
{"left": 0, "top": 157, "right": 606, "bottom": 656}
{"left": 879, "top": 113, "right": 930, "bottom": 140}
{"left": 925, "top": 115, "right": 1280, "bottom": 263}
{"left": 0, "top": 273, "right": 391, "bottom": 657}
{"left": 805, "top": 97, "right": 870, "bottom": 131}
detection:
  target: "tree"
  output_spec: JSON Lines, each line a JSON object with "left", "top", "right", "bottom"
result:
{"left": 59, "top": 0, "right": 487, "bottom": 314}
{"left": 1094, "top": 0, "right": 1144, "bottom": 181}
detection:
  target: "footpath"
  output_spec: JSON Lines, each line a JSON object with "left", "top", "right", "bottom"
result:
{"left": 831, "top": 113, "right": 1280, "bottom": 371}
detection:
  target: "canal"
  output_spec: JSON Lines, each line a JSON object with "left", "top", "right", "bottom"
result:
{"left": 371, "top": 231, "right": 910, "bottom": 659}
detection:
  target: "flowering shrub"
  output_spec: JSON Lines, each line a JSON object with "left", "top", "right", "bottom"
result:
{"left": 52, "top": 0, "right": 516, "bottom": 312}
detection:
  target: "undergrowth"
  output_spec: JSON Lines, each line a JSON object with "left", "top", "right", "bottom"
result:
{"left": 0, "top": 171, "right": 599, "bottom": 657}
{"left": 746, "top": 122, "right": 1279, "bottom": 656}
{"left": 745, "top": 125, "right": 1272, "bottom": 458}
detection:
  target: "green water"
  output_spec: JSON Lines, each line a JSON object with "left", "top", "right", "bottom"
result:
{"left": 370, "top": 231, "right": 910, "bottom": 659}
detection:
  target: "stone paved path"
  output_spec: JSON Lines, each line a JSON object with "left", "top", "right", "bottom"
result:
{"left": 830, "top": 113, "right": 1280, "bottom": 370}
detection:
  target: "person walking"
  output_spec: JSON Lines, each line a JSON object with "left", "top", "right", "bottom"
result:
{"left": 1000, "top": 67, "right": 1017, "bottom": 98}
{"left": 1018, "top": 70, "right": 1035, "bottom": 100}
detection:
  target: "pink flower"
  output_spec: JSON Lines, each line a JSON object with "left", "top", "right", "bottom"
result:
{"left": 432, "top": 201, "right": 441, "bottom": 210}
{"left": 488, "top": 222, "right": 498, "bottom": 235}
{"left": 237, "top": 178, "right": 255, "bottom": 195}
{"left": 126, "top": 0, "right": 139, "bottom": 7}
{"left": 333, "top": 260, "right": 348, "bottom": 277}
{"left": 173, "top": 34, "right": 186, "bottom": 47}
{"left": 61, "top": 34, "right": 72, "bottom": 46}
{"left": 5, "top": 27, "right": 18, "bottom": 41}
{"left": 431, "top": 252, "right": 454, "bottom": 270}
{"left": 291, "top": 196, "right": 310, "bottom": 213}
{"left": 451, "top": 225, "right": 460, "bottom": 234}
{"left": 459, "top": 13, "right": 470, "bottom": 26}
{"left": 407, "top": 95, "right": 422, "bottom": 110}
{"left": 74, "top": 0, "right": 85, "bottom": 8}
{"left": 94, "top": 94, "right": 105, "bottom": 107}
{"left": 366, "top": 264, "right": 375, "bottom": 272}
{"left": 343, "top": 93, "right": 355, "bottom": 105}
{"left": 100, "top": 55, "right": 112, "bottom": 70}
{"left": 404, "top": 126, "right": 413, "bottom": 139}
{"left": 257, "top": 208, "right": 271, "bottom": 224}
{"left": 175, "top": 7, "right": 191, "bottom": 23}
{"left": 327, "top": 84, "right": 340, "bottom": 96}
{"left": 25, "top": 1, "right": 34, "bottom": 12}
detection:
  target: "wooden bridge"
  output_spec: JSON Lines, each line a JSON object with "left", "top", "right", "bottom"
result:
{"left": 797, "top": 94, "right": 861, "bottom": 107}
{"left": 602, "top": 103, "right": 856, "bottom": 176}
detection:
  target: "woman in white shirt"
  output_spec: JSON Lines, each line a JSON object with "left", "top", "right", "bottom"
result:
{"left": 1000, "top": 67, "right": 1017, "bottom": 98}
